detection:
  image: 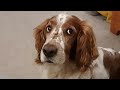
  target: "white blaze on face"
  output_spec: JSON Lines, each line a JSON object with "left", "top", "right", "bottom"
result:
{"left": 57, "top": 13, "right": 69, "bottom": 26}
{"left": 58, "top": 28, "right": 65, "bottom": 49}
{"left": 56, "top": 13, "right": 69, "bottom": 49}
{"left": 40, "top": 13, "right": 69, "bottom": 63}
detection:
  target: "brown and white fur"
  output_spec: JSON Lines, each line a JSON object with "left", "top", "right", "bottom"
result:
{"left": 34, "top": 13, "right": 120, "bottom": 79}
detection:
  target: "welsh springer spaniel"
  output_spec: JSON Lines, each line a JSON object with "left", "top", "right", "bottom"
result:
{"left": 34, "top": 13, "right": 120, "bottom": 79}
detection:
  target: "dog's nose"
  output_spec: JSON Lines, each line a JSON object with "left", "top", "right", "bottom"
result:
{"left": 43, "top": 44, "right": 58, "bottom": 58}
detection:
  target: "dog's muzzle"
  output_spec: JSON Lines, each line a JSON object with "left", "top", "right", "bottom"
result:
{"left": 43, "top": 44, "right": 58, "bottom": 58}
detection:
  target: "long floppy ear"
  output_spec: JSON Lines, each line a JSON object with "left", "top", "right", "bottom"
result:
{"left": 34, "top": 19, "right": 49, "bottom": 64}
{"left": 76, "top": 21, "right": 99, "bottom": 72}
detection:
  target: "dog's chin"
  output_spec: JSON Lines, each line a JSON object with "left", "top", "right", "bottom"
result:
{"left": 43, "top": 59, "right": 65, "bottom": 65}
{"left": 41, "top": 54, "right": 65, "bottom": 64}
{"left": 41, "top": 58, "right": 56, "bottom": 64}
{"left": 46, "top": 60, "right": 54, "bottom": 63}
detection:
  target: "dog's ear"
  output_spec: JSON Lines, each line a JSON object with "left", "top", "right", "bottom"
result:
{"left": 76, "top": 21, "right": 99, "bottom": 72}
{"left": 34, "top": 19, "right": 49, "bottom": 64}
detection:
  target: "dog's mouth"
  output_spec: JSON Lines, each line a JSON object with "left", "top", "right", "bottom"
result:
{"left": 46, "top": 60, "right": 54, "bottom": 63}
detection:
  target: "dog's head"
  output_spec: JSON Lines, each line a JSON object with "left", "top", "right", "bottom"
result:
{"left": 34, "top": 13, "right": 99, "bottom": 71}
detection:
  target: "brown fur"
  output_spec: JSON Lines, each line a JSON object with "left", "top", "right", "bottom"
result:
{"left": 34, "top": 19, "right": 50, "bottom": 63}
{"left": 61, "top": 16, "right": 81, "bottom": 63}
{"left": 76, "top": 21, "right": 99, "bottom": 72}
{"left": 103, "top": 50, "right": 120, "bottom": 79}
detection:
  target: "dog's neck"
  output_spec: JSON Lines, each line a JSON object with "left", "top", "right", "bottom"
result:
{"left": 39, "top": 61, "right": 92, "bottom": 79}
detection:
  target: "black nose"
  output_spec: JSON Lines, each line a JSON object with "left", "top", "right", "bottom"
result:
{"left": 43, "top": 44, "right": 58, "bottom": 58}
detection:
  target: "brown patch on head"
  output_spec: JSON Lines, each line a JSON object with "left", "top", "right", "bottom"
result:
{"left": 34, "top": 19, "right": 50, "bottom": 63}
{"left": 34, "top": 16, "right": 59, "bottom": 64}
{"left": 60, "top": 15, "right": 99, "bottom": 71}
{"left": 61, "top": 16, "right": 81, "bottom": 62}
{"left": 47, "top": 16, "right": 57, "bottom": 27}
{"left": 103, "top": 50, "right": 120, "bottom": 79}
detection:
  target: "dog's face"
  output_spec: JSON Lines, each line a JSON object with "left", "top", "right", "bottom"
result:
{"left": 40, "top": 14, "right": 79, "bottom": 64}
{"left": 34, "top": 13, "right": 99, "bottom": 71}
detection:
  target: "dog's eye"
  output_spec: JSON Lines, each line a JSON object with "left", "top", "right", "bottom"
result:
{"left": 66, "top": 28, "right": 73, "bottom": 35}
{"left": 46, "top": 25, "right": 52, "bottom": 33}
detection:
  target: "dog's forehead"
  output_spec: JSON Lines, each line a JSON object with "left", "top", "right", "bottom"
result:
{"left": 49, "top": 14, "right": 81, "bottom": 32}
{"left": 49, "top": 14, "right": 71, "bottom": 25}
{"left": 57, "top": 13, "right": 69, "bottom": 24}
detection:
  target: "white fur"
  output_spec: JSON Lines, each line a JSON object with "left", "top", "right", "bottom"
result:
{"left": 57, "top": 13, "right": 69, "bottom": 26}
{"left": 91, "top": 47, "right": 109, "bottom": 79}
{"left": 40, "top": 49, "right": 46, "bottom": 62}
{"left": 58, "top": 28, "right": 65, "bottom": 49}
{"left": 56, "top": 13, "right": 68, "bottom": 49}
{"left": 38, "top": 62, "right": 92, "bottom": 79}
{"left": 99, "top": 47, "right": 115, "bottom": 55}
{"left": 40, "top": 14, "right": 69, "bottom": 63}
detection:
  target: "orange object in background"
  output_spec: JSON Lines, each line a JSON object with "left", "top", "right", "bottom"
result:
{"left": 98, "top": 11, "right": 120, "bottom": 35}
{"left": 98, "top": 11, "right": 112, "bottom": 23}
{"left": 110, "top": 11, "right": 120, "bottom": 35}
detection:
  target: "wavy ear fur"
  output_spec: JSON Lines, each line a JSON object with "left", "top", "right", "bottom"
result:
{"left": 76, "top": 21, "right": 99, "bottom": 72}
{"left": 34, "top": 19, "right": 49, "bottom": 64}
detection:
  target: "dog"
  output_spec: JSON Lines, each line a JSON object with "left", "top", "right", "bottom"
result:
{"left": 34, "top": 13, "right": 120, "bottom": 79}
